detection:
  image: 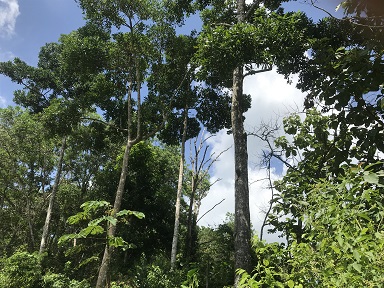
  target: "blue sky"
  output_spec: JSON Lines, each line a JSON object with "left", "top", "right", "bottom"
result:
{"left": 0, "top": 0, "right": 85, "bottom": 107}
{"left": 0, "top": 0, "right": 342, "bottom": 108}
{"left": 0, "top": 0, "right": 343, "bottom": 241}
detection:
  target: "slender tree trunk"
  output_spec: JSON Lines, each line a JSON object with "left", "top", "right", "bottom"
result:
{"left": 39, "top": 136, "right": 67, "bottom": 254}
{"left": 232, "top": 65, "right": 252, "bottom": 285}
{"left": 186, "top": 170, "right": 201, "bottom": 264}
{"left": 27, "top": 198, "right": 36, "bottom": 251}
{"left": 96, "top": 139, "right": 132, "bottom": 288}
{"left": 186, "top": 174, "right": 196, "bottom": 263}
{"left": 171, "top": 107, "right": 188, "bottom": 269}
{"left": 233, "top": 1, "right": 252, "bottom": 284}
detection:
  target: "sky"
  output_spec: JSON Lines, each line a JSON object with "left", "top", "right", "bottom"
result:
{"left": 0, "top": 0, "right": 343, "bottom": 242}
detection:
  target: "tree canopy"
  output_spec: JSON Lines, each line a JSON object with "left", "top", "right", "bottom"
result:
{"left": 0, "top": 0, "right": 383, "bottom": 287}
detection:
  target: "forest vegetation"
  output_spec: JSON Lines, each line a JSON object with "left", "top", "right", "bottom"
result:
{"left": 0, "top": 0, "right": 383, "bottom": 287}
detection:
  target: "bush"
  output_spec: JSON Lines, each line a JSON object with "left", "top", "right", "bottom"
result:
{"left": 42, "top": 272, "right": 91, "bottom": 288}
{"left": 0, "top": 251, "right": 42, "bottom": 288}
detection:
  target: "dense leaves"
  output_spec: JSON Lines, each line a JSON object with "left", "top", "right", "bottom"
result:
{"left": 239, "top": 165, "right": 384, "bottom": 287}
{"left": 0, "top": 0, "right": 383, "bottom": 287}
{"left": 195, "top": 7, "right": 312, "bottom": 87}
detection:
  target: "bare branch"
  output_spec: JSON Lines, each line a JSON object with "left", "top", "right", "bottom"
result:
{"left": 197, "top": 198, "right": 225, "bottom": 223}
{"left": 309, "top": 0, "right": 384, "bottom": 28}
{"left": 260, "top": 158, "right": 274, "bottom": 241}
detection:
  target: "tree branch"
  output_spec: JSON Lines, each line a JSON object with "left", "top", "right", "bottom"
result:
{"left": 197, "top": 198, "right": 225, "bottom": 223}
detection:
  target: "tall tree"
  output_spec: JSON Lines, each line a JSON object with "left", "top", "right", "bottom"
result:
{"left": 0, "top": 26, "right": 108, "bottom": 255}
{"left": 0, "top": 107, "right": 55, "bottom": 255}
{"left": 194, "top": 1, "right": 312, "bottom": 284}
{"left": 265, "top": 0, "right": 384, "bottom": 247}
{"left": 171, "top": 106, "right": 188, "bottom": 269}
{"left": 185, "top": 131, "right": 229, "bottom": 264}
{"left": 231, "top": 0, "right": 252, "bottom": 279}
{"left": 71, "top": 1, "right": 198, "bottom": 286}
{"left": 39, "top": 136, "right": 66, "bottom": 254}
{"left": 236, "top": 2, "right": 384, "bottom": 285}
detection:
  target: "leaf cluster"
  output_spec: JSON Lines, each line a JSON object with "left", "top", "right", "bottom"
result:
{"left": 195, "top": 7, "right": 312, "bottom": 87}
{"left": 58, "top": 200, "right": 144, "bottom": 251}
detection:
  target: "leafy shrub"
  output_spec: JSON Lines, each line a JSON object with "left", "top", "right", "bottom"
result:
{"left": 129, "top": 253, "right": 185, "bottom": 288}
{"left": 42, "top": 272, "right": 90, "bottom": 288}
{"left": 0, "top": 251, "right": 42, "bottom": 288}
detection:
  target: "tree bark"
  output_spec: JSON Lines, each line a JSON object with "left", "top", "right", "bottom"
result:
{"left": 96, "top": 139, "right": 132, "bottom": 288}
{"left": 171, "top": 107, "right": 188, "bottom": 269}
{"left": 96, "top": 73, "right": 138, "bottom": 287}
{"left": 232, "top": 65, "right": 252, "bottom": 286}
{"left": 39, "top": 136, "right": 67, "bottom": 254}
{"left": 186, "top": 173, "right": 198, "bottom": 263}
{"left": 233, "top": 1, "right": 252, "bottom": 285}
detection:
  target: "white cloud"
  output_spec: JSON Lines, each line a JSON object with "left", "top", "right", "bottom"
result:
{"left": 0, "top": 0, "right": 20, "bottom": 37}
{"left": 198, "top": 70, "right": 306, "bottom": 243}
{"left": 0, "top": 50, "right": 15, "bottom": 61}
{"left": 0, "top": 95, "right": 7, "bottom": 107}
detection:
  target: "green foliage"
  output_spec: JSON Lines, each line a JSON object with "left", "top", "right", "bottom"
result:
{"left": 195, "top": 7, "right": 312, "bottom": 87}
{"left": 0, "top": 107, "right": 56, "bottom": 254}
{"left": 42, "top": 272, "right": 90, "bottom": 288}
{"left": 128, "top": 253, "right": 186, "bottom": 288}
{"left": 59, "top": 200, "right": 144, "bottom": 251}
{"left": 0, "top": 251, "right": 42, "bottom": 288}
{"left": 240, "top": 164, "right": 384, "bottom": 287}
{"left": 270, "top": 108, "right": 361, "bottom": 241}
{"left": 181, "top": 268, "right": 199, "bottom": 288}
{"left": 0, "top": 252, "right": 92, "bottom": 288}
{"left": 195, "top": 215, "right": 235, "bottom": 287}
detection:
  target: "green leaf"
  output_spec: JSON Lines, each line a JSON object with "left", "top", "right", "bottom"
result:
{"left": 352, "top": 262, "right": 362, "bottom": 273}
{"left": 108, "top": 236, "right": 129, "bottom": 248}
{"left": 104, "top": 215, "right": 117, "bottom": 226}
{"left": 363, "top": 171, "right": 379, "bottom": 184}
{"left": 353, "top": 250, "right": 361, "bottom": 262}
{"left": 80, "top": 200, "right": 110, "bottom": 213}
{"left": 78, "top": 225, "right": 104, "bottom": 237}
{"left": 67, "top": 212, "right": 87, "bottom": 224}
{"left": 58, "top": 233, "right": 76, "bottom": 245}
{"left": 287, "top": 279, "right": 295, "bottom": 288}
{"left": 330, "top": 245, "right": 340, "bottom": 254}
{"left": 88, "top": 217, "right": 105, "bottom": 227}
{"left": 116, "top": 209, "right": 145, "bottom": 219}
{"left": 358, "top": 213, "right": 371, "bottom": 221}
{"left": 131, "top": 210, "right": 145, "bottom": 219}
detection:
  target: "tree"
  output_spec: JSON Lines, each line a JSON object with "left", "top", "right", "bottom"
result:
{"left": 0, "top": 25, "right": 110, "bottom": 256}
{"left": 63, "top": 1, "right": 198, "bottom": 285}
{"left": 185, "top": 131, "right": 229, "bottom": 264}
{"left": 194, "top": 1, "right": 312, "bottom": 284}
{"left": 236, "top": 2, "right": 384, "bottom": 285}
{"left": 171, "top": 107, "right": 188, "bottom": 269}
{"left": 238, "top": 164, "right": 384, "bottom": 287}
{"left": 196, "top": 214, "right": 235, "bottom": 288}
{"left": 261, "top": 0, "right": 384, "bottom": 244}
{"left": 297, "top": 0, "right": 384, "bottom": 163}
{"left": 39, "top": 136, "right": 66, "bottom": 254}
{"left": 0, "top": 107, "right": 55, "bottom": 254}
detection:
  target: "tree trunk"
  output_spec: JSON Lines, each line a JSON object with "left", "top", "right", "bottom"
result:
{"left": 232, "top": 64, "right": 252, "bottom": 286}
{"left": 96, "top": 139, "right": 132, "bottom": 288}
{"left": 39, "top": 136, "right": 67, "bottom": 254}
{"left": 186, "top": 173, "right": 198, "bottom": 263}
{"left": 233, "top": 1, "right": 252, "bottom": 284}
{"left": 171, "top": 107, "right": 188, "bottom": 269}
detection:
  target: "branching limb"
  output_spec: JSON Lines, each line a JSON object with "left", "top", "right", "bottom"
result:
{"left": 309, "top": 0, "right": 384, "bottom": 28}
{"left": 197, "top": 198, "right": 225, "bottom": 223}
